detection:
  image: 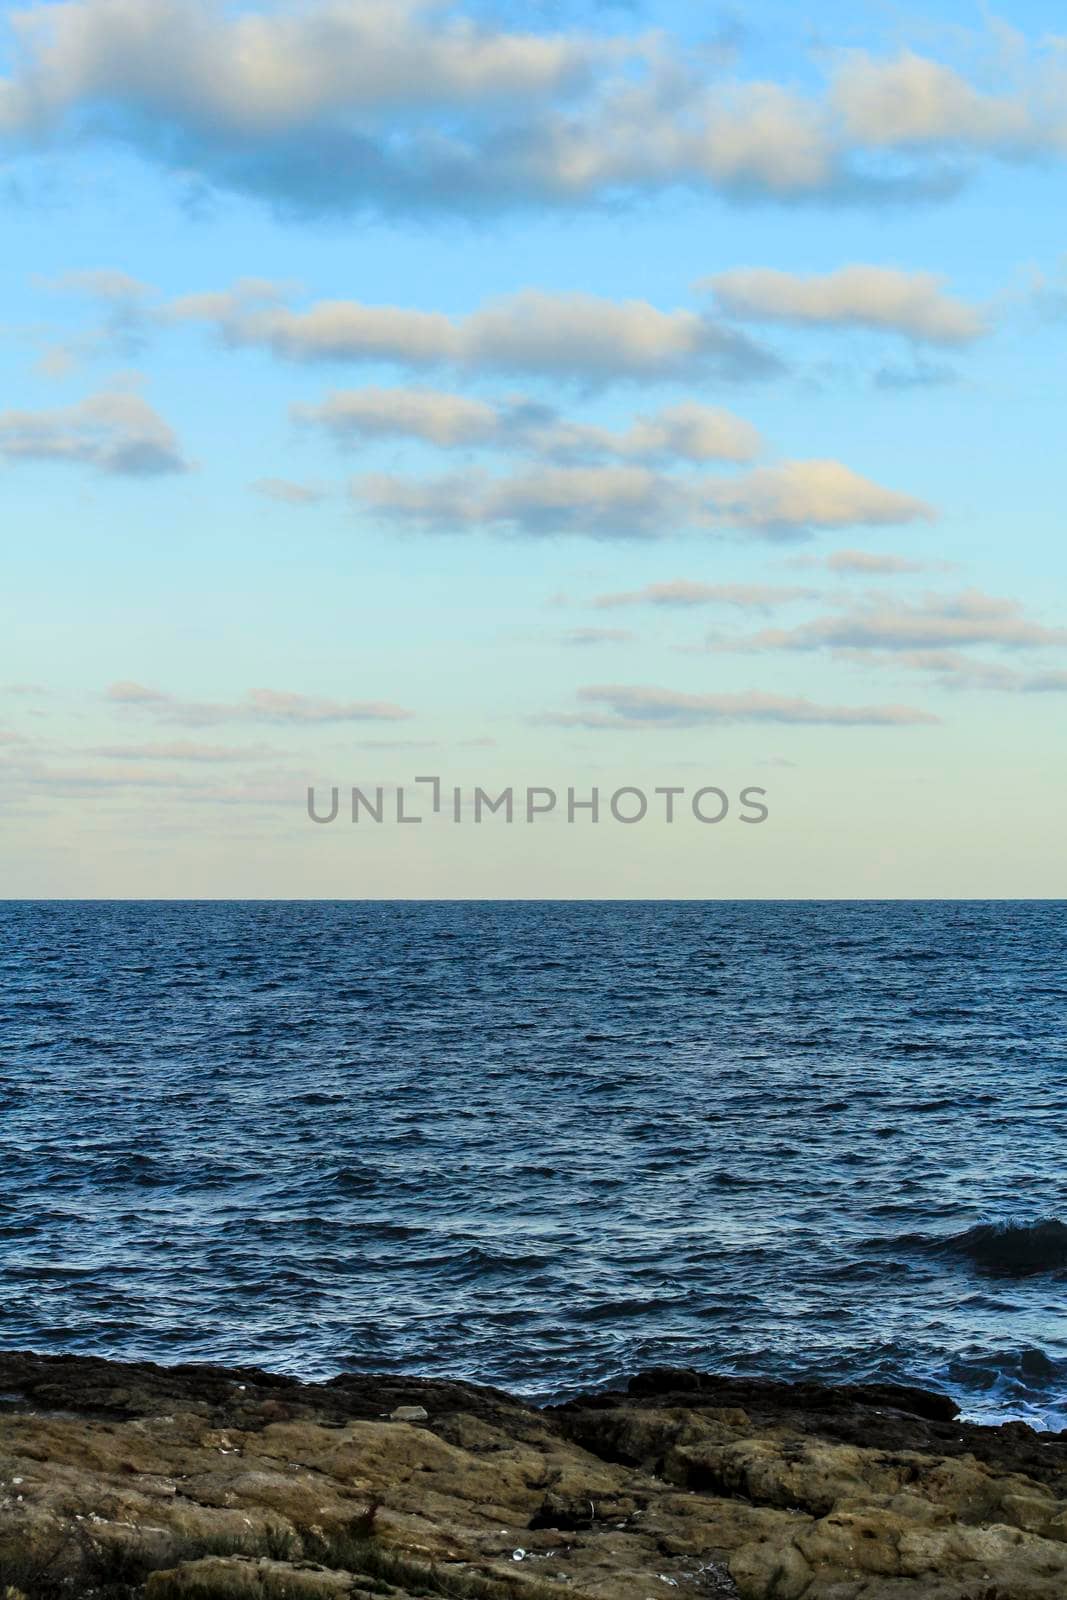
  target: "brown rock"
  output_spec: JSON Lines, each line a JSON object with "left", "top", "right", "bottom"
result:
{"left": 2, "top": 1351, "right": 1067, "bottom": 1599}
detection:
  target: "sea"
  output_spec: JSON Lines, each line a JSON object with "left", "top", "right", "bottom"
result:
{"left": 2, "top": 900, "right": 1065, "bottom": 1429}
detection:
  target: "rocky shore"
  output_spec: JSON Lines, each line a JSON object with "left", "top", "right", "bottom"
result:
{"left": 1, "top": 1352, "right": 1065, "bottom": 1599}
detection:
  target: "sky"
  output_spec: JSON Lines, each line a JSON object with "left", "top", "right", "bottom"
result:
{"left": 1, "top": 0, "right": 1065, "bottom": 898}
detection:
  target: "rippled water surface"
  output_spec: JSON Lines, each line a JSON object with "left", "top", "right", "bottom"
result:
{"left": 2, "top": 901, "right": 1065, "bottom": 1427}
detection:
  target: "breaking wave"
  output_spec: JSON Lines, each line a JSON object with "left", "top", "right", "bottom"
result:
{"left": 931, "top": 1219, "right": 1067, "bottom": 1277}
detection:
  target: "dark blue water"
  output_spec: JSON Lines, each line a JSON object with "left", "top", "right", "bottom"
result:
{"left": 2, "top": 901, "right": 1065, "bottom": 1428}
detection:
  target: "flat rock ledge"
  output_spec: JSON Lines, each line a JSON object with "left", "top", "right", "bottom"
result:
{"left": 1, "top": 1353, "right": 1066, "bottom": 1600}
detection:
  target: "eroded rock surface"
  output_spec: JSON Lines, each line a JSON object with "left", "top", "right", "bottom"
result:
{"left": 1, "top": 1352, "right": 1065, "bottom": 1599}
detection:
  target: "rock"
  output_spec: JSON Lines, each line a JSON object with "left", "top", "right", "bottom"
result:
{"left": 1000, "top": 1490, "right": 1059, "bottom": 1533}
{"left": 729, "top": 1538, "right": 814, "bottom": 1600}
{"left": 145, "top": 1557, "right": 360, "bottom": 1597}
{"left": 1, "top": 1350, "right": 1066, "bottom": 1599}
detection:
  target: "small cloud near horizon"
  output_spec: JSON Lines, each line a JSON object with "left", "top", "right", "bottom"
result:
{"left": 560, "top": 627, "right": 636, "bottom": 645}
{"left": 251, "top": 477, "right": 325, "bottom": 505}
{"left": 105, "top": 682, "right": 414, "bottom": 726}
{"left": 537, "top": 683, "right": 940, "bottom": 728}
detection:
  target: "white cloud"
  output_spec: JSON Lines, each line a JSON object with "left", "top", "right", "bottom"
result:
{"left": 106, "top": 682, "right": 413, "bottom": 724}
{"left": 51, "top": 267, "right": 149, "bottom": 301}
{"left": 36, "top": 269, "right": 156, "bottom": 370}
{"left": 181, "top": 287, "right": 778, "bottom": 383}
{"left": 354, "top": 457, "right": 931, "bottom": 540}
{"left": 880, "top": 651, "right": 1067, "bottom": 693}
{"left": 251, "top": 476, "right": 325, "bottom": 504}
{"left": 0, "top": 4, "right": 843, "bottom": 213}
{"left": 106, "top": 680, "right": 169, "bottom": 704}
{"left": 707, "top": 460, "right": 934, "bottom": 534}
{"left": 823, "top": 549, "right": 942, "bottom": 576}
{"left": 831, "top": 51, "right": 1038, "bottom": 150}
{"left": 0, "top": 0, "right": 605, "bottom": 132}
{"left": 90, "top": 740, "right": 284, "bottom": 762}
{"left": 355, "top": 463, "right": 681, "bottom": 539}
{"left": 703, "top": 265, "right": 986, "bottom": 343}
{"left": 297, "top": 388, "right": 763, "bottom": 460}
{"left": 0, "top": 753, "right": 308, "bottom": 807}
{"left": 297, "top": 387, "right": 501, "bottom": 447}
{"left": 694, "top": 81, "right": 834, "bottom": 193}
{"left": 3, "top": 8, "right": 1067, "bottom": 214}
{"left": 717, "top": 589, "right": 1067, "bottom": 654}
{"left": 0, "top": 385, "right": 188, "bottom": 475}
{"left": 526, "top": 72, "right": 837, "bottom": 198}
{"left": 620, "top": 402, "right": 762, "bottom": 462}
{"left": 543, "top": 684, "right": 939, "bottom": 727}
{"left": 560, "top": 627, "right": 634, "bottom": 646}
{"left": 593, "top": 580, "right": 816, "bottom": 609}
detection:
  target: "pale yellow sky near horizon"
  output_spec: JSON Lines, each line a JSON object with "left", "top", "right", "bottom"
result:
{"left": 4, "top": 720, "right": 1063, "bottom": 900}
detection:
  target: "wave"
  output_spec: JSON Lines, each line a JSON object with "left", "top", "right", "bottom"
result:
{"left": 861, "top": 1217, "right": 1067, "bottom": 1277}
{"left": 934, "top": 1218, "right": 1067, "bottom": 1277}
{"left": 326, "top": 1164, "right": 381, "bottom": 1194}
{"left": 934, "top": 1345, "right": 1067, "bottom": 1431}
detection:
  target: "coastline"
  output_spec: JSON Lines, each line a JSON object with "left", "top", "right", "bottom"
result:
{"left": 2, "top": 1351, "right": 1065, "bottom": 1599}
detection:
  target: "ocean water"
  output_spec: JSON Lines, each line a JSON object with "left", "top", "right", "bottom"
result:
{"left": 2, "top": 900, "right": 1065, "bottom": 1430}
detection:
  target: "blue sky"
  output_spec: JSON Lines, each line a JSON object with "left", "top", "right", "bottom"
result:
{"left": 1, "top": 0, "right": 1065, "bottom": 896}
